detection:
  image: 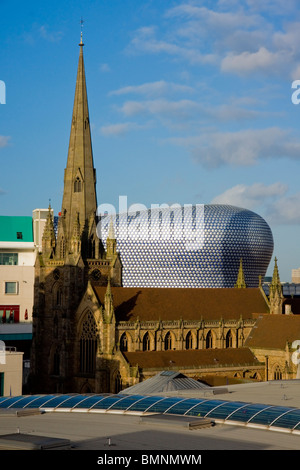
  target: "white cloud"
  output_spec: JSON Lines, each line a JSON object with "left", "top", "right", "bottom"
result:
{"left": 100, "top": 63, "right": 111, "bottom": 73}
{"left": 128, "top": 25, "right": 217, "bottom": 65}
{"left": 221, "top": 47, "right": 280, "bottom": 75}
{"left": 211, "top": 182, "right": 287, "bottom": 209}
{"left": 0, "top": 136, "right": 10, "bottom": 148}
{"left": 39, "top": 25, "right": 63, "bottom": 42}
{"left": 109, "top": 80, "right": 194, "bottom": 97}
{"left": 169, "top": 127, "right": 300, "bottom": 167}
{"left": 100, "top": 122, "right": 152, "bottom": 136}
{"left": 117, "top": 97, "right": 269, "bottom": 125}
{"left": 266, "top": 192, "right": 300, "bottom": 225}
{"left": 212, "top": 181, "right": 300, "bottom": 225}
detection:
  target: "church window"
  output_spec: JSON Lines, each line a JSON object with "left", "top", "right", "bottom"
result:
{"left": 143, "top": 332, "right": 151, "bottom": 351}
{"left": 79, "top": 311, "right": 98, "bottom": 375}
{"left": 88, "top": 237, "right": 96, "bottom": 259}
{"left": 185, "top": 331, "right": 193, "bottom": 350}
{"left": 206, "top": 330, "right": 213, "bottom": 349}
{"left": 164, "top": 332, "right": 172, "bottom": 351}
{"left": 56, "top": 288, "right": 63, "bottom": 306}
{"left": 115, "top": 371, "right": 122, "bottom": 394}
{"left": 120, "top": 333, "right": 128, "bottom": 352}
{"left": 226, "top": 330, "right": 233, "bottom": 348}
{"left": 74, "top": 177, "right": 82, "bottom": 193}
{"left": 274, "top": 365, "right": 282, "bottom": 380}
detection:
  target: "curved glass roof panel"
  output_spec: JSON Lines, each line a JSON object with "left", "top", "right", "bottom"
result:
{"left": 185, "top": 400, "right": 227, "bottom": 417}
{"left": 25, "top": 395, "right": 61, "bottom": 408}
{"left": 72, "top": 395, "right": 108, "bottom": 409}
{"left": 126, "top": 396, "right": 164, "bottom": 412}
{"left": 38, "top": 395, "right": 75, "bottom": 409}
{"left": 108, "top": 395, "right": 146, "bottom": 411}
{"left": 164, "top": 398, "right": 205, "bottom": 415}
{"left": 226, "top": 403, "right": 271, "bottom": 423}
{"left": 205, "top": 401, "right": 247, "bottom": 420}
{"left": 270, "top": 409, "right": 300, "bottom": 430}
{"left": 90, "top": 395, "right": 127, "bottom": 410}
{"left": 248, "top": 406, "right": 295, "bottom": 426}
{"left": 0, "top": 396, "right": 24, "bottom": 408}
{"left": 55, "top": 395, "right": 100, "bottom": 409}
{"left": 7, "top": 395, "right": 43, "bottom": 409}
{"left": 145, "top": 397, "right": 185, "bottom": 413}
{"left": 0, "top": 396, "right": 18, "bottom": 406}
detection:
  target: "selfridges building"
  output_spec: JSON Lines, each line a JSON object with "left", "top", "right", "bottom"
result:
{"left": 99, "top": 203, "right": 273, "bottom": 288}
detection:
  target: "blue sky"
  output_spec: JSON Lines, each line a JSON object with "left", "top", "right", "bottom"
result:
{"left": 1, "top": 0, "right": 300, "bottom": 281}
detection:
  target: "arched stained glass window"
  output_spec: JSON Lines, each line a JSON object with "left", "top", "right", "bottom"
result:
{"left": 143, "top": 332, "right": 150, "bottom": 351}
{"left": 186, "top": 331, "right": 193, "bottom": 350}
{"left": 164, "top": 332, "right": 172, "bottom": 351}
{"left": 80, "top": 311, "right": 98, "bottom": 374}
{"left": 226, "top": 330, "right": 233, "bottom": 348}
{"left": 120, "top": 333, "right": 128, "bottom": 352}
{"left": 74, "top": 177, "right": 82, "bottom": 193}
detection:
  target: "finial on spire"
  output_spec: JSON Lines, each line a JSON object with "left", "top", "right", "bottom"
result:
{"left": 79, "top": 17, "right": 84, "bottom": 46}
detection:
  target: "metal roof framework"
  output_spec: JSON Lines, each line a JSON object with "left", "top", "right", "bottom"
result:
{"left": 1, "top": 393, "right": 300, "bottom": 434}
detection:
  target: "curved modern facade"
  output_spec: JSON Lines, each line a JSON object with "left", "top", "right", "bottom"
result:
{"left": 98, "top": 204, "right": 273, "bottom": 288}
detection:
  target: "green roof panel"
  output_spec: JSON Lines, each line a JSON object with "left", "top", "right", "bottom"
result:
{"left": 0, "top": 216, "right": 33, "bottom": 242}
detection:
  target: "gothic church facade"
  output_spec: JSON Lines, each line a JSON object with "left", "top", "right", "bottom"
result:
{"left": 30, "top": 39, "right": 299, "bottom": 395}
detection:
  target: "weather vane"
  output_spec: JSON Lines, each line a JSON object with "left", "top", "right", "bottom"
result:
{"left": 80, "top": 17, "right": 84, "bottom": 45}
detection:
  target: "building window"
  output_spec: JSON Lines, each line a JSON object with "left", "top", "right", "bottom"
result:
{"left": 79, "top": 311, "right": 98, "bottom": 374}
{"left": 5, "top": 282, "right": 18, "bottom": 294}
{"left": 206, "top": 330, "right": 213, "bottom": 349}
{"left": 16, "top": 232, "right": 23, "bottom": 240}
{"left": 226, "top": 330, "right": 233, "bottom": 348}
{"left": 115, "top": 371, "right": 122, "bottom": 394}
{"left": 74, "top": 177, "right": 82, "bottom": 193}
{"left": 0, "top": 306, "right": 19, "bottom": 323}
{"left": 185, "top": 331, "right": 193, "bottom": 350}
{"left": 120, "top": 333, "right": 128, "bottom": 352}
{"left": 143, "top": 332, "right": 151, "bottom": 351}
{"left": 56, "top": 288, "right": 63, "bottom": 306}
{"left": 0, "top": 253, "right": 18, "bottom": 265}
{"left": 164, "top": 332, "right": 172, "bottom": 350}
{"left": 274, "top": 365, "right": 282, "bottom": 381}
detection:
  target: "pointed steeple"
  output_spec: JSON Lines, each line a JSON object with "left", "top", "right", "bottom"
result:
{"left": 57, "top": 35, "right": 97, "bottom": 258}
{"left": 42, "top": 204, "right": 56, "bottom": 258}
{"left": 235, "top": 258, "right": 246, "bottom": 288}
{"left": 106, "top": 217, "right": 117, "bottom": 259}
{"left": 269, "top": 257, "right": 283, "bottom": 314}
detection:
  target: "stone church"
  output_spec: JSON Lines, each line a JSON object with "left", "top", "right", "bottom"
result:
{"left": 29, "top": 38, "right": 300, "bottom": 395}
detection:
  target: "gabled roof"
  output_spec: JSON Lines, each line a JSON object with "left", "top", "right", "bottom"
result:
{"left": 121, "top": 370, "right": 210, "bottom": 395}
{"left": 245, "top": 314, "right": 300, "bottom": 350}
{"left": 92, "top": 285, "right": 269, "bottom": 321}
{"left": 122, "top": 347, "right": 261, "bottom": 370}
{"left": 0, "top": 216, "right": 33, "bottom": 242}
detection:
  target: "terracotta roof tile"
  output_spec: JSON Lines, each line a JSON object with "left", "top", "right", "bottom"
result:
{"left": 245, "top": 314, "right": 300, "bottom": 349}
{"left": 93, "top": 286, "right": 269, "bottom": 322}
{"left": 122, "top": 347, "right": 261, "bottom": 370}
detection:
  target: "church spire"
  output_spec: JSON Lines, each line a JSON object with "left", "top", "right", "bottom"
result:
{"left": 57, "top": 36, "right": 97, "bottom": 259}
{"left": 269, "top": 257, "right": 283, "bottom": 314}
{"left": 235, "top": 258, "right": 246, "bottom": 288}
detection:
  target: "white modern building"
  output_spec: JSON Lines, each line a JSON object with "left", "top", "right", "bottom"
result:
{"left": 292, "top": 268, "right": 300, "bottom": 284}
{"left": 0, "top": 210, "right": 51, "bottom": 394}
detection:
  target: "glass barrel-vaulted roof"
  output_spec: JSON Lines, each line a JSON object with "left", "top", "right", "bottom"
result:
{"left": 2, "top": 394, "right": 300, "bottom": 433}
